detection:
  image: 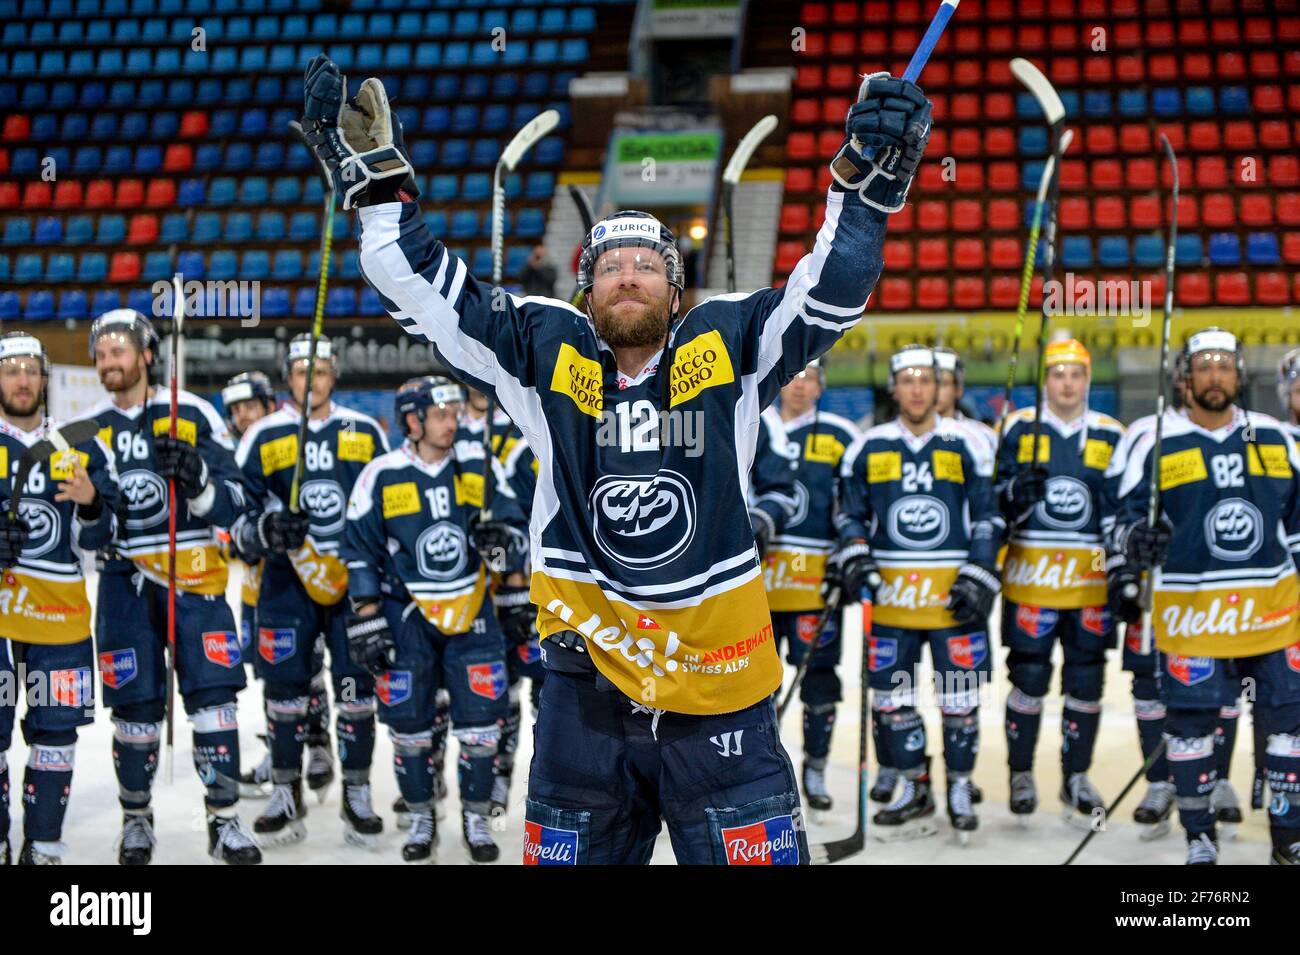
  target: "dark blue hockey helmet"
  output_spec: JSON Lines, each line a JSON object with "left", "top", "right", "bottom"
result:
{"left": 576, "top": 210, "right": 685, "bottom": 296}
{"left": 88, "top": 308, "right": 160, "bottom": 364}
{"left": 395, "top": 375, "right": 465, "bottom": 436}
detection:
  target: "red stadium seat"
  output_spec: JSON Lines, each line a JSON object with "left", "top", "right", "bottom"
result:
{"left": 1210, "top": 18, "right": 1240, "bottom": 44}
{"left": 893, "top": 203, "right": 913, "bottom": 230}
{"left": 816, "top": 166, "right": 833, "bottom": 193}
{"left": 822, "top": 97, "right": 851, "bottom": 125}
{"left": 950, "top": 94, "right": 980, "bottom": 122}
{"left": 953, "top": 60, "right": 982, "bottom": 86}
{"left": 1282, "top": 233, "right": 1300, "bottom": 264}
{"left": 84, "top": 179, "right": 113, "bottom": 208}
{"left": 109, "top": 252, "right": 141, "bottom": 282}
{"left": 114, "top": 179, "right": 144, "bottom": 208}
{"left": 953, "top": 277, "right": 985, "bottom": 309}
{"left": 829, "top": 31, "right": 856, "bottom": 57}
{"left": 1059, "top": 159, "right": 1086, "bottom": 190}
{"left": 1079, "top": 0, "right": 1106, "bottom": 14}
{"left": 1201, "top": 194, "right": 1235, "bottom": 227}
{"left": 927, "top": 128, "right": 947, "bottom": 157}
{"left": 1215, "top": 273, "right": 1250, "bottom": 306}
{"left": 1188, "top": 122, "right": 1221, "bottom": 151}
{"left": 1216, "top": 52, "right": 1246, "bottom": 80}
{"left": 830, "top": 2, "right": 858, "bottom": 21}
{"left": 1177, "top": 194, "right": 1200, "bottom": 228}
{"left": 780, "top": 204, "right": 810, "bottom": 234}
{"left": 1093, "top": 196, "right": 1125, "bottom": 229}
{"left": 1244, "top": 17, "right": 1273, "bottom": 44}
{"left": 988, "top": 162, "right": 1019, "bottom": 191}
{"left": 1156, "top": 156, "right": 1186, "bottom": 189}
{"left": 950, "top": 129, "right": 981, "bottom": 157}
{"left": 1177, "top": 272, "right": 1211, "bottom": 306}
{"left": 1130, "top": 196, "right": 1161, "bottom": 228}
{"left": 990, "top": 237, "right": 1021, "bottom": 269}
{"left": 1017, "top": 25, "right": 1045, "bottom": 51}
{"left": 917, "top": 238, "right": 948, "bottom": 269}
{"left": 858, "top": 29, "right": 886, "bottom": 56}
{"left": 53, "top": 180, "right": 83, "bottom": 209}
{"left": 817, "top": 130, "right": 841, "bottom": 158}
{"left": 775, "top": 242, "right": 803, "bottom": 275}
{"left": 953, "top": 162, "right": 985, "bottom": 193}
{"left": 891, "top": 27, "right": 920, "bottom": 55}
{"left": 1114, "top": 22, "right": 1141, "bottom": 48}
{"left": 1256, "top": 272, "right": 1290, "bottom": 305}
{"left": 986, "top": 0, "right": 1014, "bottom": 20}
{"left": 1141, "top": 273, "right": 1166, "bottom": 307}
{"left": 1049, "top": 23, "right": 1078, "bottom": 50}
{"left": 1115, "top": 55, "right": 1144, "bottom": 83}
{"left": 951, "top": 200, "right": 982, "bottom": 231}
{"left": 989, "top": 276, "right": 1020, "bottom": 307}
{"left": 988, "top": 199, "right": 1019, "bottom": 230}
{"left": 1223, "top": 121, "right": 1257, "bottom": 151}
{"left": 1059, "top": 197, "right": 1090, "bottom": 230}
{"left": 1147, "top": 20, "right": 1175, "bottom": 46}
{"left": 795, "top": 66, "right": 823, "bottom": 92}
{"left": 1194, "top": 157, "right": 1228, "bottom": 188}
{"left": 2, "top": 115, "right": 30, "bottom": 142}
{"left": 145, "top": 179, "right": 175, "bottom": 208}
{"left": 787, "top": 133, "right": 815, "bottom": 161}
{"left": 1260, "top": 121, "right": 1291, "bottom": 149}
{"left": 1119, "top": 124, "right": 1151, "bottom": 154}
{"left": 878, "top": 278, "right": 911, "bottom": 310}
{"left": 954, "top": 26, "right": 984, "bottom": 53}
{"left": 0, "top": 148, "right": 7, "bottom": 176}
{"left": 1052, "top": 57, "right": 1081, "bottom": 86}
{"left": 0, "top": 182, "right": 17, "bottom": 209}
{"left": 791, "top": 99, "right": 820, "bottom": 125}
{"left": 1250, "top": 51, "right": 1280, "bottom": 78}
{"left": 915, "top": 277, "right": 949, "bottom": 310}
{"left": 785, "top": 167, "right": 814, "bottom": 194}
{"left": 163, "top": 144, "right": 192, "bottom": 172}
{"left": 952, "top": 238, "right": 985, "bottom": 269}
{"left": 1184, "top": 54, "right": 1212, "bottom": 80}
{"left": 920, "top": 61, "right": 948, "bottom": 88}
{"left": 1254, "top": 86, "right": 1284, "bottom": 113}
{"left": 127, "top": 213, "right": 158, "bottom": 245}
{"left": 826, "top": 64, "right": 855, "bottom": 90}
{"left": 917, "top": 201, "right": 948, "bottom": 231}
{"left": 1240, "top": 194, "right": 1273, "bottom": 226}
{"left": 917, "top": 164, "right": 948, "bottom": 193}
{"left": 802, "top": 3, "right": 829, "bottom": 25}
{"left": 803, "top": 32, "right": 825, "bottom": 56}
{"left": 1269, "top": 156, "right": 1300, "bottom": 187}
{"left": 22, "top": 181, "right": 51, "bottom": 208}
{"left": 1085, "top": 125, "right": 1117, "bottom": 155}
{"left": 984, "top": 60, "right": 1011, "bottom": 85}
{"left": 1179, "top": 19, "right": 1209, "bottom": 45}
{"left": 1282, "top": 16, "right": 1300, "bottom": 42}
{"left": 1092, "top": 160, "right": 1122, "bottom": 189}
{"left": 179, "top": 111, "right": 209, "bottom": 138}
{"left": 884, "top": 239, "right": 913, "bottom": 269}
{"left": 985, "top": 128, "right": 1015, "bottom": 156}
{"left": 1149, "top": 54, "right": 1178, "bottom": 82}
{"left": 1278, "top": 194, "right": 1300, "bottom": 226}
{"left": 1156, "top": 123, "right": 1185, "bottom": 152}
{"left": 1287, "top": 50, "right": 1300, "bottom": 76}
{"left": 985, "top": 93, "right": 1013, "bottom": 121}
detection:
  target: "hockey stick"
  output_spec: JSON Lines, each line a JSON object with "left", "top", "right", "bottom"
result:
{"left": 1062, "top": 740, "right": 1167, "bottom": 865}
{"left": 164, "top": 272, "right": 183, "bottom": 784}
{"left": 286, "top": 121, "right": 336, "bottom": 518}
{"left": 1135, "top": 134, "right": 1180, "bottom": 655}
{"left": 723, "top": 115, "right": 778, "bottom": 294}
{"left": 482, "top": 109, "right": 561, "bottom": 521}
{"left": 778, "top": 570, "right": 880, "bottom": 719}
{"left": 568, "top": 184, "right": 595, "bottom": 306}
{"left": 5, "top": 421, "right": 100, "bottom": 519}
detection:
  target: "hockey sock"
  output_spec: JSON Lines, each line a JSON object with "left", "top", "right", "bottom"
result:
{"left": 264, "top": 695, "right": 308, "bottom": 783}
{"left": 802, "top": 702, "right": 837, "bottom": 761}
{"left": 1005, "top": 687, "right": 1043, "bottom": 773}
{"left": 1215, "top": 702, "right": 1241, "bottom": 779}
{"left": 1166, "top": 710, "right": 1217, "bottom": 836}
{"left": 22, "top": 740, "right": 76, "bottom": 842}
{"left": 496, "top": 682, "right": 522, "bottom": 782}
{"left": 1133, "top": 683, "right": 1169, "bottom": 782}
{"left": 306, "top": 669, "right": 331, "bottom": 744}
{"left": 455, "top": 723, "right": 501, "bottom": 816}
{"left": 942, "top": 707, "right": 979, "bottom": 775}
{"left": 111, "top": 708, "right": 162, "bottom": 809}
{"left": 432, "top": 691, "right": 450, "bottom": 778}
{"left": 0, "top": 753, "right": 10, "bottom": 837}
{"left": 1265, "top": 730, "right": 1300, "bottom": 836}
{"left": 871, "top": 705, "right": 894, "bottom": 769}
{"left": 190, "top": 704, "right": 241, "bottom": 810}
{"left": 876, "top": 706, "right": 926, "bottom": 772}
{"left": 390, "top": 728, "right": 435, "bottom": 811}
{"left": 1061, "top": 695, "right": 1102, "bottom": 776}
{"left": 335, "top": 698, "right": 376, "bottom": 782}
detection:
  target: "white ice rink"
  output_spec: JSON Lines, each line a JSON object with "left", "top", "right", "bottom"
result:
{"left": 10, "top": 579, "right": 1273, "bottom": 865}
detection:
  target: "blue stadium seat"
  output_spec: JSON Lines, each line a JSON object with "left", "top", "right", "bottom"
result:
{"left": 223, "top": 142, "right": 252, "bottom": 172}
{"left": 155, "top": 48, "right": 181, "bottom": 73}
{"left": 570, "top": 8, "right": 596, "bottom": 32}
{"left": 135, "top": 145, "right": 162, "bottom": 174}
{"left": 240, "top": 250, "right": 269, "bottom": 280}
{"left": 521, "top": 71, "right": 549, "bottom": 99}
{"left": 0, "top": 254, "right": 10, "bottom": 283}
{"left": 25, "top": 291, "right": 55, "bottom": 321}
{"left": 208, "top": 178, "right": 238, "bottom": 205}
{"left": 1207, "top": 232, "right": 1240, "bottom": 265}
{"left": 505, "top": 245, "right": 530, "bottom": 278}
{"left": 272, "top": 250, "right": 302, "bottom": 279}
{"left": 422, "top": 106, "right": 450, "bottom": 134}
{"left": 126, "top": 49, "right": 150, "bottom": 73}
{"left": 325, "top": 287, "right": 356, "bottom": 317}
{"left": 68, "top": 50, "right": 94, "bottom": 75}
{"left": 539, "top": 8, "right": 564, "bottom": 33}
{"left": 471, "top": 139, "right": 499, "bottom": 166}
{"left": 532, "top": 39, "right": 559, "bottom": 64}
{"left": 61, "top": 114, "right": 89, "bottom": 142}
{"left": 120, "top": 112, "right": 148, "bottom": 140}
{"left": 441, "top": 139, "right": 470, "bottom": 166}
{"left": 40, "top": 52, "right": 67, "bottom": 75}
{"left": 271, "top": 178, "right": 302, "bottom": 205}
{"left": 225, "top": 212, "right": 253, "bottom": 243}
{"left": 443, "top": 42, "right": 469, "bottom": 68}
{"left": 1185, "top": 87, "right": 1215, "bottom": 116}
{"left": 479, "top": 104, "right": 511, "bottom": 133}
{"left": 90, "top": 113, "right": 118, "bottom": 140}
{"left": 261, "top": 287, "right": 290, "bottom": 319}
{"left": 239, "top": 109, "right": 268, "bottom": 138}
{"left": 194, "top": 144, "right": 222, "bottom": 173}
{"left": 1246, "top": 232, "right": 1280, "bottom": 265}
{"left": 428, "top": 175, "right": 459, "bottom": 202}
{"left": 254, "top": 143, "right": 283, "bottom": 171}
{"left": 304, "top": 177, "right": 323, "bottom": 203}
{"left": 1018, "top": 127, "right": 1047, "bottom": 156}
{"left": 535, "top": 138, "right": 564, "bottom": 165}
{"left": 208, "top": 249, "right": 237, "bottom": 279}
{"left": 1133, "top": 235, "right": 1164, "bottom": 267}
{"left": 34, "top": 217, "right": 63, "bottom": 245}
{"left": 462, "top": 173, "right": 491, "bottom": 201}
{"left": 289, "top": 212, "right": 317, "bottom": 241}
{"left": 283, "top": 15, "right": 308, "bottom": 39}
{"left": 1082, "top": 91, "right": 1112, "bottom": 118}
{"left": 176, "top": 249, "right": 205, "bottom": 279}
{"left": 3, "top": 219, "right": 33, "bottom": 246}
{"left": 515, "top": 208, "right": 545, "bottom": 238}
{"left": 1097, "top": 236, "right": 1130, "bottom": 267}
{"left": 166, "top": 79, "right": 195, "bottom": 107}
{"left": 425, "top": 211, "right": 448, "bottom": 236}
{"left": 103, "top": 146, "right": 132, "bottom": 174}
{"left": 58, "top": 21, "right": 84, "bottom": 44}
{"left": 77, "top": 253, "right": 107, "bottom": 283}
{"left": 411, "top": 140, "right": 439, "bottom": 168}
{"left": 115, "top": 19, "right": 139, "bottom": 42}
{"left": 58, "top": 290, "right": 88, "bottom": 320}
{"left": 254, "top": 76, "right": 281, "bottom": 104}
{"left": 450, "top": 211, "right": 480, "bottom": 239}
{"left": 0, "top": 292, "right": 19, "bottom": 322}
{"left": 269, "top": 45, "right": 296, "bottom": 71}
{"left": 451, "top": 104, "right": 479, "bottom": 134}
{"left": 452, "top": 10, "right": 479, "bottom": 34}
{"left": 160, "top": 213, "right": 188, "bottom": 243}
{"left": 471, "top": 247, "right": 493, "bottom": 276}
{"left": 1218, "top": 87, "right": 1249, "bottom": 115}
{"left": 432, "top": 74, "right": 460, "bottom": 100}
{"left": 225, "top": 16, "right": 252, "bottom": 40}
{"left": 1175, "top": 234, "right": 1202, "bottom": 266}
{"left": 293, "top": 288, "right": 317, "bottom": 317}
{"left": 560, "top": 39, "right": 588, "bottom": 64}
{"left": 9, "top": 149, "right": 38, "bottom": 177}
{"left": 337, "top": 252, "right": 361, "bottom": 280}
{"left": 127, "top": 289, "right": 155, "bottom": 313}
{"left": 96, "top": 215, "right": 127, "bottom": 244}
{"left": 254, "top": 212, "right": 285, "bottom": 243}
{"left": 332, "top": 213, "right": 351, "bottom": 241}
{"left": 1152, "top": 88, "right": 1181, "bottom": 116}
{"left": 150, "top": 112, "right": 179, "bottom": 140}
{"left": 524, "top": 172, "right": 555, "bottom": 201}
{"left": 240, "top": 178, "right": 269, "bottom": 205}
{"left": 415, "top": 42, "right": 442, "bottom": 68}
{"left": 239, "top": 47, "right": 266, "bottom": 73}
{"left": 358, "top": 287, "right": 383, "bottom": 317}
{"left": 91, "top": 290, "right": 122, "bottom": 315}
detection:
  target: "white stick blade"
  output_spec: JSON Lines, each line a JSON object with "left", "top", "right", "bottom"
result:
{"left": 723, "top": 114, "right": 778, "bottom": 184}
{"left": 1010, "top": 57, "right": 1065, "bottom": 125}
{"left": 500, "top": 109, "right": 561, "bottom": 172}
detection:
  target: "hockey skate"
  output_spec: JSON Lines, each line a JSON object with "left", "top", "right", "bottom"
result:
{"left": 340, "top": 781, "right": 383, "bottom": 849}
{"left": 18, "top": 839, "right": 66, "bottom": 865}
{"left": 1009, "top": 770, "right": 1038, "bottom": 825}
{"left": 306, "top": 736, "right": 335, "bottom": 805}
{"left": 1133, "top": 781, "right": 1175, "bottom": 841}
{"left": 1185, "top": 830, "right": 1218, "bottom": 865}
{"left": 802, "top": 760, "right": 833, "bottom": 813}
{"left": 207, "top": 812, "right": 262, "bottom": 865}
{"left": 1210, "top": 778, "right": 1242, "bottom": 839}
{"left": 462, "top": 810, "right": 500, "bottom": 863}
{"left": 870, "top": 766, "right": 898, "bottom": 804}
{"left": 946, "top": 776, "right": 979, "bottom": 845}
{"left": 1060, "top": 773, "right": 1105, "bottom": 830}
{"left": 254, "top": 781, "right": 307, "bottom": 847}
{"left": 115, "top": 809, "right": 157, "bottom": 865}
{"left": 872, "top": 763, "right": 938, "bottom": 842}
{"left": 1272, "top": 835, "right": 1300, "bottom": 865}
{"left": 403, "top": 809, "right": 437, "bottom": 864}
{"left": 238, "top": 744, "right": 272, "bottom": 799}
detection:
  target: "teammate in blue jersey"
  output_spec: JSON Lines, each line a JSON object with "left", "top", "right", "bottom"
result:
{"left": 232, "top": 335, "right": 390, "bottom": 849}
{"left": 760, "top": 363, "right": 861, "bottom": 812}
{"left": 835, "top": 345, "right": 1004, "bottom": 842}
{"left": 299, "top": 53, "right": 930, "bottom": 863}
{"left": 342, "top": 376, "right": 531, "bottom": 863}
{"left": 0, "top": 333, "right": 119, "bottom": 865}
{"left": 83, "top": 310, "right": 261, "bottom": 865}
{"left": 1113, "top": 328, "right": 1300, "bottom": 865}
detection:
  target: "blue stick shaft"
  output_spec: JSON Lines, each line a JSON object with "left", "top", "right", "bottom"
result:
{"left": 902, "top": 0, "right": 959, "bottom": 82}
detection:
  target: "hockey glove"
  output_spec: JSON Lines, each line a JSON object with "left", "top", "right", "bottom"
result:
{"left": 493, "top": 585, "right": 537, "bottom": 646}
{"left": 0, "top": 515, "right": 31, "bottom": 569}
{"left": 468, "top": 515, "right": 524, "bottom": 574}
{"left": 1003, "top": 467, "right": 1048, "bottom": 526}
{"left": 749, "top": 509, "right": 775, "bottom": 561}
{"left": 946, "top": 564, "right": 1000, "bottom": 625}
{"left": 154, "top": 435, "right": 209, "bottom": 499}
{"left": 1116, "top": 516, "right": 1174, "bottom": 572}
{"left": 1107, "top": 567, "right": 1144, "bottom": 625}
{"left": 830, "top": 73, "right": 932, "bottom": 213}
{"left": 300, "top": 55, "right": 419, "bottom": 211}
{"left": 257, "top": 509, "right": 310, "bottom": 556}
{"left": 823, "top": 538, "right": 882, "bottom": 608}
{"left": 346, "top": 610, "right": 396, "bottom": 676}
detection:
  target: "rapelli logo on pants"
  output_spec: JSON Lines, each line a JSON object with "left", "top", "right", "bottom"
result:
{"left": 522, "top": 821, "right": 577, "bottom": 865}
{"left": 98, "top": 648, "right": 138, "bottom": 689}
{"left": 720, "top": 815, "right": 800, "bottom": 865}
{"left": 467, "top": 662, "right": 506, "bottom": 700}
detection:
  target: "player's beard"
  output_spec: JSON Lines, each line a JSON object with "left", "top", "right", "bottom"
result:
{"left": 590, "top": 293, "right": 672, "bottom": 349}
{"left": 100, "top": 362, "right": 143, "bottom": 394}
{"left": 1191, "top": 382, "right": 1235, "bottom": 412}
{"left": 0, "top": 387, "right": 41, "bottom": 419}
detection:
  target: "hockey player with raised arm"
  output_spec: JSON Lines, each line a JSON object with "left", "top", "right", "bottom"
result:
{"left": 298, "top": 50, "right": 931, "bottom": 862}
{"left": 232, "top": 335, "right": 390, "bottom": 848}
{"left": 83, "top": 310, "right": 260, "bottom": 865}
{"left": 994, "top": 339, "right": 1125, "bottom": 824}
{"left": 761, "top": 362, "right": 860, "bottom": 812}
{"left": 343, "top": 376, "right": 530, "bottom": 863}
{"left": 834, "top": 345, "right": 1003, "bottom": 841}
{"left": 0, "top": 333, "right": 118, "bottom": 865}
{"left": 1114, "top": 328, "right": 1300, "bottom": 865}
